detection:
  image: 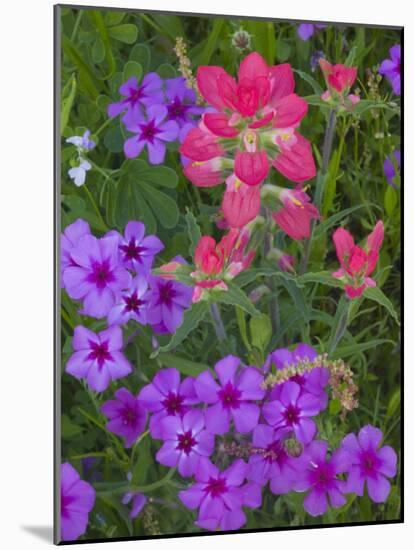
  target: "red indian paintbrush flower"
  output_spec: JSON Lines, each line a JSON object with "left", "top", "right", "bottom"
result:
{"left": 319, "top": 59, "right": 360, "bottom": 107}
{"left": 191, "top": 228, "right": 255, "bottom": 302}
{"left": 180, "top": 51, "right": 316, "bottom": 227}
{"left": 332, "top": 221, "right": 384, "bottom": 299}
{"left": 265, "top": 184, "right": 320, "bottom": 240}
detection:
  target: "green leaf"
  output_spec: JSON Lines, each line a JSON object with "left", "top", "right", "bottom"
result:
{"left": 352, "top": 99, "right": 398, "bottom": 116}
{"left": 109, "top": 23, "right": 138, "bottom": 44}
{"left": 61, "top": 414, "right": 83, "bottom": 438}
{"left": 185, "top": 209, "right": 201, "bottom": 257}
{"left": 88, "top": 10, "right": 116, "bottom": 79}
{"left": 131, "top": 436, "right": 150, "bottom": 485}
{"left": 138, "top": 181, "right": 179, "bottom": 229}
{"left": 314, "top": 204, "right": 371, "bottom": 239}
{"left": 214, "top": 283, "right": 260, "bottom": 317}
{"left": 250, "top": 314, "right": 272, "bottom": 352}
{"left": 129, "top": 43, "right": 151, "bottom": 73}
{"left": 297, "top": 271, "right": 344, "bottom": 289}
{"left": 61, "top": 74, "right": 77, "bottom": 134}
{"left": 280, "top": 278, "right": 310, "bottom": 321}
{"left": 152, "top": 302, "right": 209, "bottom": 356}
{"left": 235, "top": 306, "right": 251, "bottom": 351}
{"left": 329, "top": 398, "right": 342, "bottom": 416}
{"left": 363, "top": 287, "right": 400, "bottom": 325}
{"left": 122, "top": 61, "right": 143, "bottom": 83}
{"left": 156, "top": 63, "right": 177, "bottom": 78}
{"left": 91, "top": 37, "right": 105, "bottom": 64}
{"left": 384, "top": 185, "right": 398, "bottom": 216}
{"left": 105, "top": 11, "right": 125, "bottom": 26}
{"left": 295, "top": 71, "right": 323, "bottom": 95}
{"left": 158, "top": 353, "right": 211, "bottom": 376}
{"left": 124, "top": 159, "right": 178, "bottom": 188}
{"left": 386, "top": 389, "right": 401, "bottom": 418}
{"left": 234, "top": 267, "right": 290, "bottom": 288}
{"left": 151, "top": 14, "right": 186, "bottom": 41}
{"left": 62, "top": 35, "right": 101, "bottom": 98}
{"left": 331, "top": 338, "right": 394, "bottom": 359}
{"left": 200, "top": 19, "right": 224, "bottom": 65}
{"left": 103, "top": 125, "right": 124, "bottom": 153}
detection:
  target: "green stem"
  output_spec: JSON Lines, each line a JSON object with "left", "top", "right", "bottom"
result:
{"left": 70, "top": 10, "right": 83, "bottom": 42}
{"left": 94, "top": 117, "right": 113, "bottom": 137}
{"left": 82, "top": 184, "right": 109, "bottom": 231}
{"left": 328, "top": 297, "right": 351, "bottom": 354}
{"left": 209, "top": 303, "right": 227, "bottom": 342}
{"left": 299, "top": 109, "right": 337, "bottom": 275}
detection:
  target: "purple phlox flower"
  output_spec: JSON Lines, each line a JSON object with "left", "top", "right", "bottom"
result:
{"left": 112, "top": 221, "right": 164, "bottom": 274}
{"left": 297, "top": 23, "right": 326, "bottom": 41}
{"left": 383, "top": 150, "right": 401, "bottom": 188}
{"left": 63, "top": 234, "right": 131, "bottom": 319}
{"left": 66, "top": 130, "right": 96, "bottom": 152}
{"left": 379, "top": 44, "right": 401, "bottom": 96}
{"left": 122, "top": 491, "right": 147, "bottom": 519}
{"left": 147, "top": 276, "right": 193, "bottom": 334}
{"left": 195, "top": 355, "right": 265, "bottom": 435}
{"left": 107, "top": 275, "right": 151, "bottom": 326}
{"left": 61, "top": 462, "right": 96, "bottom": 541}
{"left": 123, "top": 104, "right": 179, "bottom": 164}
{"left": 178, "top": 457, "right": 251, "bottom": 531}
{"left": 341, "top": 424, "right": 397, "bottom": 503}
{"left": 68, "top": 160, "right": 92, "bottom": 187}
{"left": 247, "top": 424, "right": 301, "bottom": 494}
{"left": 66, "top": 325, "right": 132, "bottom": 392}
{"left": 61, "top": 219, "right": 91, "bottom": 288}
{"left": 294, "top": 440, "right": 350, "bottom": 517}
{"left": 156, "top": 409, "right": 215, "bottom": 477}
{"left": 101, "top": 387, "right": 147, "bottom": 447}
{"left": 138, "top": 368, "right": 198, "bottom": 438}
{"left": 265, "top": 344, "right": 329, "bottom": 411}
{"left": 262, "top": 380, "right": 320, "bottom": 444}
{"left": 107, "top": 73, "right": 164, "bottom": 119}
{"left": 164, "top": 77, "right": 205, "bottom": 127}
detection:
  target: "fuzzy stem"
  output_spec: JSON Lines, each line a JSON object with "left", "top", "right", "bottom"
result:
{"left": 209, "top": 303, "right": 227, "bottom": 342}
{"left": 299, "top": 109, "right": 337, "bottom": 275}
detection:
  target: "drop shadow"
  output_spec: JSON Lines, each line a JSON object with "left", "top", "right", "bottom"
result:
{"left": 21, "top": 525, "right": 54, "bottom": 543}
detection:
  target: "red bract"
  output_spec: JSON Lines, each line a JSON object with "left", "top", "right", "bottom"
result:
{"left": 272, "top": 185, "right": 320, "bottom": 240}
{"left": 191, "top": 228, "right": 255, "bottom": 302}
{"left": 332, "top": 221, "right": 384, "bottom": 299}
{"left": 319, "top": 59, "right": 357, "bottom": 94}
{"left": 180, "top": 51, "right": 316, "bottom": 224}
{"left": 222, "top": 175, "right": 261, "bottom": 228}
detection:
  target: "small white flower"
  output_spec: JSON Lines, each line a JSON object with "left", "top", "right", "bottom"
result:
{"left": 68, "top": 160, "right": 92, "bottom": 187}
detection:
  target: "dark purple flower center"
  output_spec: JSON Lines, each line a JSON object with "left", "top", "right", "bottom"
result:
{"left": 176, "top": 430, "right": 197, "bottom": 455}
{"left": 205, "top": 476, "right": 228, "bottom": 498}
{"left": 264, "top": 441, "right": 284, "bottom": 463}
{"left": 128, "top": 85, "right": 144, "bottom": 106}
{"left": 139, "top": 119, "right": 160, "bottom": 143}
{"left": 162, "top": 391, "right": 184, "bottom": 415}
{"left": 157, "top": 281, "right": 177, "bottom": 307}
{"left": 122, "top": 408, "right": 137, "bottom": 427}
{"left": 124, "top": 292, "right": 144, "bottom": 313}
{"left": 61, "top": 491, "right": 76, "bottom": 518}
{"left": 361, "top": 450, "right": 380, "bottom": 476}
{"left": 88, "top": 259, "right": 115, "bottom": 289}
{"left": 87, "top": 340, "right": 112, "bottom": 368}
{"left": 218, "top": 382, "right": 242, "bottom": 410}
{"left": 283, "top": 404, "right": 301, "bottom": 426}
{"left": 167, "top": 98, "right": 189, "bottom": 122}
{"left": 309, "top": 462, "right": 335, "bottom": 490}
{"left": 291, "top": 374, "right": 305, "bottom": 387}
{"left": 120, "top": 238, "right": 146, "bottom": 263}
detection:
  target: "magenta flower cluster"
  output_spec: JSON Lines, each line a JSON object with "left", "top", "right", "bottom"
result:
{"left": 108, "top": 74, "right": 204, "bottom": 164}
{"left": 62, "top": 218, "right": 193, "bottom": 391}
{"left": 86, "top": 344, "right": 397, "bottom": 532}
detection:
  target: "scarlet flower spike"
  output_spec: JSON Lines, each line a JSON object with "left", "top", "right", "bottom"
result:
{"left": 332, "top": 221, "right": 384, "bottom": 299}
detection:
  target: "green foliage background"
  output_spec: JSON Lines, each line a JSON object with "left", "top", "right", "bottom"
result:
{"left": 59, "top": 6, "right": 402, "bottom": 541}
